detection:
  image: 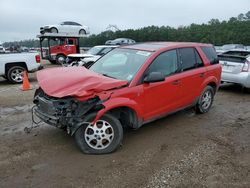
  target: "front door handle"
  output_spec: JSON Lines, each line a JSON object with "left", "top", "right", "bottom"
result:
{"left": 200, "top": 73, "right": 205, "bottom": 77}
{"left": 172, "top": 80, "right": 180, "bottom": 85}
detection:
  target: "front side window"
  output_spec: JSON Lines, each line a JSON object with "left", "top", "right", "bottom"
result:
{"left": 90, "top": 48, "right": 152, "bottom": 81}
{"left": 146, "top": 50, "right": 178, "bottom": 77}
{"left": 70, "top": 22, "right": 81, "bottom": 26}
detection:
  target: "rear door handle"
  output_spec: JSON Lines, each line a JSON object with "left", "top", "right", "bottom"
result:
{"left": 200, "top": 73, "right": 205, "bottom": 77}
{"left": 172, "top": 80, "right": 180, "bottom": 85}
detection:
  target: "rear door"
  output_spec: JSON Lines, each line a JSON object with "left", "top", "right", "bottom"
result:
{"left": 177, "top": 48, "right": 207, "bottom": 106}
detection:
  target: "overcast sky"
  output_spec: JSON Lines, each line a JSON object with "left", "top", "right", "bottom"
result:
{"left": 0, "top": 0, "right": 249, "bottom": 42}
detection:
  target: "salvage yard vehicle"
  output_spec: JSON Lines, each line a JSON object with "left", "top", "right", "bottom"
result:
{"left": 40, "top": 21, "right": 90, "bottom": 35}
{"left": 38, "top": 35, "right": 81, "bottom": 64}
{"left": 0, "top": 43, "right": 5, "bottom": 54}
{"left": 0, "top": 53, "right": 42, "bottom": 83}
{"left": 105, "top": 38, "right": 136, "bottom": 45}
{"left": 33, "top": 42, "right": 221, "bottom": 154}
{"left": 67, "top": 45, "right": 118, "bottom": 67}
{"left": 218, "top": 49, "right": 250, "bottom": 89}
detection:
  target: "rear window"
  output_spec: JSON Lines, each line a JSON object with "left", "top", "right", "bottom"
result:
{"left": 222, "top": 51, "right": 250, "bottom": 57}
{"left": 201, "top": 47, "right": 219, "bottom": 65}
{"left": 218, "top": 55, "right": 246, "bottom": 63}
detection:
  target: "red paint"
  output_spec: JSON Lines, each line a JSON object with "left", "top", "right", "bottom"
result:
{"left": 35, "top": 54, "right": 41, "bottom": 63}
{"left": 36, "top": 67, "right": 128, "bottom": 99}
{"left": 37, "top": 42, "right": 221, "bottom": 124}
{"left": 50, "top": 38, "right": 78, "bottom": 57}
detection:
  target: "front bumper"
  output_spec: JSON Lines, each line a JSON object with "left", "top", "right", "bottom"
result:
{"left": 40, "top": 27, "right": 51, "bottom": 34}
{"left": 33, "top": 106, "right": 60, "bottom": 127}
{"left": 32, "top": 91, "right": 104, "bottom": 134}
{"left": 221, "top": 71, "right": 250, "bottom": 88}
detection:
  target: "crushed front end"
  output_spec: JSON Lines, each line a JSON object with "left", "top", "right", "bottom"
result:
{"left": 33, "top": 88, "right": 104, "bottom": 135}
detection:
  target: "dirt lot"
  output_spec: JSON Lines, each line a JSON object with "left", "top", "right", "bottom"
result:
{"left": 0, "top": 61, "right": 250, "bottom": 188}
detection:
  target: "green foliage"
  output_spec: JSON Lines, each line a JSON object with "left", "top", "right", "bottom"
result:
{"left": 4, "top": 11, "right": 250, "bottom": 47}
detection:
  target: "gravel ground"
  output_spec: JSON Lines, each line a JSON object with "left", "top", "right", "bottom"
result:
{"left": 0, "top": 61, "right": 249, "bottom": 188}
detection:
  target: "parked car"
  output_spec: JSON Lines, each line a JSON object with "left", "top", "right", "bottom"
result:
{"left": 0, "top": 43, "right": 5, "bottom": 53}
{"left": 218, "top": 49, "right": 250, "bottom": 88}
{"left": 222, "top": 44, "right": 245, "bottom": 51}
{"left": 40, "top": 21, "right": 90, "bottom": 35}
{"left": 33, "top": 42, "right": 221, "bottom": 154}
{"left": 0, "top": 53, "right": 42, "bottom": 83}
{"left": 105, "top": 38, "right": 136, "bottom": 45}
{"left": 67, "top": 45, "right": 118, "bottom": 67}
{"left": 214, "top": 46, "right": 224, "bottom": 54}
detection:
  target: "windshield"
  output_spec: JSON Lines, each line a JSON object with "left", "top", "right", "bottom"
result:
{"left": 87, "top": 47, "right": 103, "bottom": 55}
{"left": 89, "top": 48, "right": 152, "bottom": 81}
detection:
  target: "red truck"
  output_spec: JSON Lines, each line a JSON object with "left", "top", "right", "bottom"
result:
{"left": 38, "top": 35, "right": 80, "bottom": 64}
{"left": 33, "top": 42, "right": 222, "bottom": 154}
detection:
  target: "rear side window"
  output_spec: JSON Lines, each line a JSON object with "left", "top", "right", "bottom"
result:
{"left": 179, "top": 48, "right": 202, "bottom": 71}
{"left": 201, "top": 47, "right": 218, "bottom": 64}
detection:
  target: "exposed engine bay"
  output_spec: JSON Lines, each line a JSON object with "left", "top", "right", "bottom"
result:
{"left": 33, "top": 88, "right": 104, "bottom": 135}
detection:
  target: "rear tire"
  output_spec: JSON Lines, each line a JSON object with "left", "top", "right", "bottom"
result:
{"left": 196, "top": 86, "right": 214, "bottom": 114}
{"left": 79, "top": 29, "right": 86, "bottom": 35}
{"left": 6, "top": 66, "right": 25, "bottom": 84}
{"left": 49, "top": 60, "right": 57, "bottom": 64}
{"left": 74, "top": 113, "right": 123, "bottom": 154}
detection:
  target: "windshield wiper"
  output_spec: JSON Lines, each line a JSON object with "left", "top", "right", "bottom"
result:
{"left": 102, "top": 74, "right": 117, "bottom": 79}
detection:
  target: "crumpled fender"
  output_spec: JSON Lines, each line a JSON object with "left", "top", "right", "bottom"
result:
{"left": 92, "top": 97, "right": 143, "bottom": 123}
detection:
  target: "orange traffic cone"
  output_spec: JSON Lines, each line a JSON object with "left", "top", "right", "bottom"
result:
{"left": 21, "top": 70, "right": 31, "bottom": 91}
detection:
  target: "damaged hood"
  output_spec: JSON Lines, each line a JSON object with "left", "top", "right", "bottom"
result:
{"left": 37, "top": 67, "right": 128, "bottom": 98}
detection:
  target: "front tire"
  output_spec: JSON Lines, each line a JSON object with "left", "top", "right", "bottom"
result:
{"left": 50, "top": 27, "right": 58, "bottom": 33}
{"left": 74, "top": 113, "right": 123, "bottom": 154}
{"left": 196, "top": 86, "right": 214, "bottom": 114}
{"left": 56, "top": 54, "right": 66, "bottom": 64}
{"left": 6, "top": 66, "right": 25, "bottom": 84}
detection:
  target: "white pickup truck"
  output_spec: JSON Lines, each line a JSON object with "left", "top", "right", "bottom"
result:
{"left": 0, "top": 53, "right": 43, "bottom": 83}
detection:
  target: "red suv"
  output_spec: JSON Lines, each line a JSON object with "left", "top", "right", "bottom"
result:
{"left": 33, "top": 42, "right": 221, "bottom": 154}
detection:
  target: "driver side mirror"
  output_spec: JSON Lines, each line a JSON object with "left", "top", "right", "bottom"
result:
{"left": 144, "top": 72, "right": 165, "bottom": 83}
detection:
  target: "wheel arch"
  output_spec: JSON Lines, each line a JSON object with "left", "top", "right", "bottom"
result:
{"left": 79, "top": 29, "right": 86, "bottom": 35}
{"left": 56, "top": 53, "right": 66, "bottom": 57}
{"left": 5, "top": 62, "right": 28, "bottom": 75}
{"left": 93, "top": 97, "right": 143, "bottom": 129}
{"left": 201, "top": 76, "right": 219, "bottom": 94}
{"left": 50, "top": 27, "right": 58, "bottom": 32}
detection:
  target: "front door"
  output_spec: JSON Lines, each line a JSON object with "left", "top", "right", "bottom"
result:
{"left": 142, "top": 49, "right": 183, "bottom": 120}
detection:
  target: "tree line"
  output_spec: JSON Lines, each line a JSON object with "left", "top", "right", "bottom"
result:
{"left": 4, "top": 11, "right": 250, "bottom": 48}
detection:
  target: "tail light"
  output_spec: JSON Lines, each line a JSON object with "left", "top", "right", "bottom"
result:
{"left": 35, "top": 55, "right": 41, "bottom": 63}
{"left": 242, "top": 60, "right": 249, "bottom": 72}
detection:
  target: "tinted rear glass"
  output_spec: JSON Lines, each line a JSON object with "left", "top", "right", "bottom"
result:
{"left": 201, "top": 47, "right": 218, "bottom": 64}
{"left": 179, "top": 48, "right": 197, "bottom": 71}
{"left": 218, "top": 55, "right": 246, "bottom": 63}
{"left": 223, "top": 51, "right": 250, "bottom": 57}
